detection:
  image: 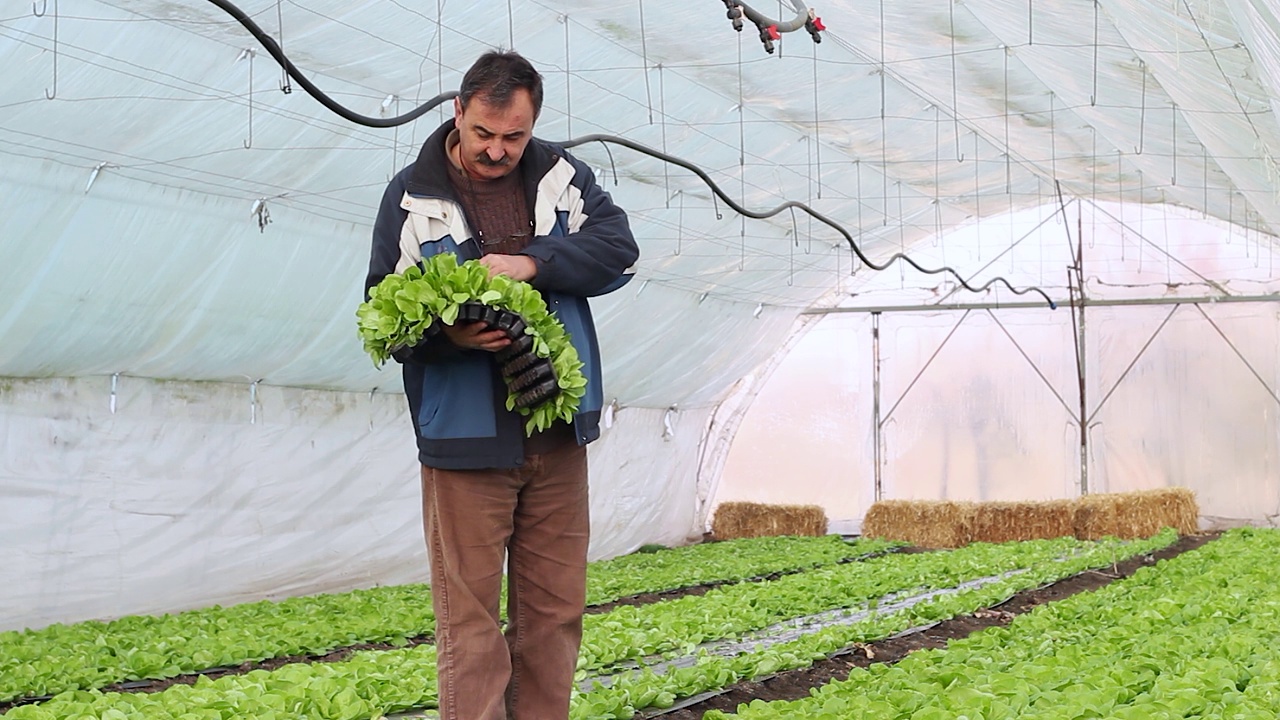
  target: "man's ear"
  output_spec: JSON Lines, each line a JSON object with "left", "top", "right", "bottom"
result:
{"left": 453, "top": 97, "right": 463, "bottom": 123}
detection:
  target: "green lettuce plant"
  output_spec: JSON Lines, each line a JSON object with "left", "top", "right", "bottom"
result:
{"left": 3, "top": 533, "right": 1185, "bottom": 720}
{"left": 0, "top": 536, "right": 887, "bottom": 703}
{"left": 709, "top": 529, "right": 1280, "bottom": 720}
{"left": 356, "top": 254, "right": 587, "bottom": 434}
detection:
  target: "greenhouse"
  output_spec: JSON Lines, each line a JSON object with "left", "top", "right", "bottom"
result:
{"left": 2, "top": 0, "right": 1280, "bottom": 717}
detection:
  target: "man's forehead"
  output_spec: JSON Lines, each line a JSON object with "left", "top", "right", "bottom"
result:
{"left": 464, "top": 91, "right": 534, "bottom": 122}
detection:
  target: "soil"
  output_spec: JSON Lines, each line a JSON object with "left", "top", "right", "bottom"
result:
{"left": 647, "top": 531, "right": 1220, "bottom": 719}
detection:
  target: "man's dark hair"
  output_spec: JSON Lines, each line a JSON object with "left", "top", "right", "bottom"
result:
{"left": 459, "top": 50, "right": 544, "bottom": 116}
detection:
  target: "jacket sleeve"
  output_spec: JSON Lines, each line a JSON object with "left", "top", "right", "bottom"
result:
{"left": 365, "top": 170, "right": 464, "bottom": 364}
{"left": 521, "top": 153, "right": 639, "bottom": 297}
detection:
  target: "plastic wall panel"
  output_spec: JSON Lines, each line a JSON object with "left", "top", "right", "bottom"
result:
{"left": 1086, "top": 303, "right": 1280, "bottom": 526}
{"left": 0, "top": 377, "right": 707, "bottom": 632}
{"left": 715, "top": 314, "right": 876, "bottom": 534}
{"left": 877, "top": 309, "right": 1081, "bottom": 503}
{"left": 0, "top": 376, "right": 422, "bottom": 632}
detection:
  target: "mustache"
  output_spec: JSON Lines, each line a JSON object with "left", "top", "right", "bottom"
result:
{"left": 475, "top": 154, "right": 511, "bottom": 167}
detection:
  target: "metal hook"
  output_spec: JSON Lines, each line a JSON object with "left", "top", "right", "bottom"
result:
{"left": 1134, "top": 59, "right": 1146, "bottom": 154}
{"left": 32, "top": 0, "right": 46, "bottom": 16}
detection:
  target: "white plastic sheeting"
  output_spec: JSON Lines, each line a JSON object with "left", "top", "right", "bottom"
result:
{"left": 4, "top": 0, "right": 1280, "bottom": 628}
{"left": 716, "top": 204, "right": 1280, "bottom": 532}
{"left": 0, "top": 376, "right": 704, "bottom": 632}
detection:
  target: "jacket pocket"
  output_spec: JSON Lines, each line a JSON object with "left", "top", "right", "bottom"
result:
{"left": 417, "top": 356, "right": 497, "bottom": 440}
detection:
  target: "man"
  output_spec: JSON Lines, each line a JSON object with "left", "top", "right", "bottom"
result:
{"left": 364, "top": 51, "right": 638, "bottom": 720}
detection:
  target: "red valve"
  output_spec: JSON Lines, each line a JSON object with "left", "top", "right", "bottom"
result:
{"left": 812, "top": 16, "right": 826, "bottom": 31}
{"left": 766, "top": 24, "right": 781, "bottom": 40}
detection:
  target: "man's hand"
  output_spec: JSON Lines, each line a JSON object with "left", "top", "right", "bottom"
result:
{"left": 479, "top": 254, "right": 537, "bottom": 282}
{"left": 441, "top": 322, "right": 512, "bottom": 352}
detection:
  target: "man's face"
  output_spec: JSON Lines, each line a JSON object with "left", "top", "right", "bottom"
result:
{"left": 453, "top": 89, "right": 537, "bottom": 181}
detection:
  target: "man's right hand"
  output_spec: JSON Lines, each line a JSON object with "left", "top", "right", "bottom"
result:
{"left": 441, "top": 321, "right": 512, "bottom": 352}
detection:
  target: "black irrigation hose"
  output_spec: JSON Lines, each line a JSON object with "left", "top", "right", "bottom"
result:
{"left": 207, "top": 0, "right": 457, "bottom": 127}
{"left": 206, "top": 0, "right": 1058, "bottom": 310}
{"left": 563, "top": 134, "right": 1057, "bottom": 308}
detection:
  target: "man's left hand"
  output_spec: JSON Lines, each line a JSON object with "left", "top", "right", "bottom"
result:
{"left": 479, "top": 254, "right": 537, "bottom": 282}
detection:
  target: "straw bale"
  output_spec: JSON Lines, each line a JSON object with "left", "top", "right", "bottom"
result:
{"left": 970, "top": 500, "right": 1077, "bottom": 543}
{"left": 861, "top": 500, "right": 975, "bottom": 548}
{"left": 711, "top": 502, "right": 827, "bottom": 540}
{"left": 1074, "top": 488, "right": 1199, "bottom": 540}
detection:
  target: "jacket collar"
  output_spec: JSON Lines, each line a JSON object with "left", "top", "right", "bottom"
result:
{"left": 405, "top": 120, "right": 560, "bottom": 200}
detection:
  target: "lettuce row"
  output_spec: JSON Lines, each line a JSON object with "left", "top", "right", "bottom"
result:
{"left": 576, "top": 530, "right": 1180, "bottom": 720}
{"left": 709, "top": 529, "right": 1280, "bottom": 720}
{"left": 1, "top": 536, "right": 1159, "bottom": 720}
{"left": 356, "top": 253, "right": 586, "bottom": 434}
{"left": 585, "top": 535, "right": 903, "bottom": 603}
{"left": 5, "top": 532, "right": 1172, "bottom": 717}
{"left": 0, "top": 536, "right": 887, "bottom": 703}
{"left": 575, "top": 535, "right": 1101, "bottom": 673}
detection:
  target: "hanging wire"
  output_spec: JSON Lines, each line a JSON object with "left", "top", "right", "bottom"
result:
{"left": 239, "top": 47, "right": 255, "bottom": 148}
{"left": 1118, "top": 150, "right": 1126, "bottom": 260}
{"left": 563, "top": 14, "right": 572, "bottom": 137}
{"left": 638, "top": 0, "right": 654, "bottom": 123}
{"left": 1090, "top": 0, "right": 1098, "bottom": 106}
{"left": 275, "top": 0, "right": 291, "bottom": 93}
{"left": 507, "top": 0, "right": 514, "bottom": 49}
{"left": 1049, "top": 92, "right": 1057, "bottom": 180}
{"left": 436, "top": 0, "right": 445, "bottom": 125}
{"left": 41, "top": 0, "right": 58, "bottom": 99}
{"left": 1137, "top": 168, "right": 1145, "bottom": 273}
{"left": 736, "top": 29, "right": 746, "bottom": 270}
{"left": 676, "top": 188, "right": 684, "bottom": 256}
{"left": 658, "top": 63, "right": 670, "bottom": 204}
{"left": 1089, "top": 126, "right": 1096, "bottom": 249}
{"left": 788, "top": 207, "right": 795, "bottom": 285}
{"left": 855, "top": 158, "right": 863, "bottom": 255}
{"left": 1135, "top": 60, "right": 1147, "bottom": 154}
{"left": 203, "top": 0, "right": 1057, "bottom": 308}
{"left": 811, "top": 39, "right": 822, "bottom": 198}
{"left": 736, "top": 30, "right": 745, "bottom": 168}
{"left": 802, "top": 136, "right": 813, "bottom": 239}
{"left": 950, "top": 0, "right": 963, "bottom": 162}
{"left": 897, "top": 179, "right": 905, "bottom": 282}
{"left": 933, "top": 105, "right": 941, "bottom": 241}
{"left": 388, "top": 95, "right": 401, "bottom": 179}
{"left": 1201, "top": 144, "right": 1208, "bottom": 213}
{"left": 1003, "top": 46, "right": 1010, "bottom": 192}
{"left": 1162, "top": 189, "right": 1172, "bottom": 282}
{"left": 974, "top": 131, "right": 981, "bottom": 260}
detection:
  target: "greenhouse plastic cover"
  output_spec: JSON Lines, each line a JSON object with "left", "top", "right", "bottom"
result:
{"left": 2, "top": 0, "right": 1280, "bottom": 629}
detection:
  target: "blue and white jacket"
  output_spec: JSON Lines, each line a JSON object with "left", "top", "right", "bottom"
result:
{"left": 365, "top": 121, "right": 639, "bottom": 469}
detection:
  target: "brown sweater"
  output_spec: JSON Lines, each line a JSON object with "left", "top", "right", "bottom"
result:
{"left": 446, "top": 134, "right": 533, "bottom": 256}
{"left": 446, "top": 133, "right": 575, "bottom": 450}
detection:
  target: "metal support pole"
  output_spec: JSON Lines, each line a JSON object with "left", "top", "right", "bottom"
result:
{"left": 1068, "top": 208, "right": 1089, "bottom": 496}
{"left": 872, "top": 311, "right": 883, "bottom": 502}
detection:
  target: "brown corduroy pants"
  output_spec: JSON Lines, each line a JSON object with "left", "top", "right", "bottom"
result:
{"left": 420, "top": 440, "right": 590, "bottom": 720}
